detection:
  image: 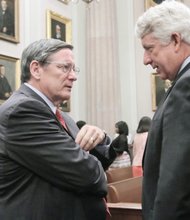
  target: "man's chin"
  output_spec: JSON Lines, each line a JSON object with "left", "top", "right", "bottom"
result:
{"left": 62, "top": 94, "right": 71, "bottom": 101}
{"left": 62, "top": 89, "right": 71, "bottom": 97}
{"left": 158, "top": 73, "right": 167, "bottom": 80}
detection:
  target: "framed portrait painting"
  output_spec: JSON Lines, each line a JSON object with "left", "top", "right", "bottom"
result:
{"left": 0, "top": 54, "right": 20, "bottom": 104}
{"left": 0, "top": 0, "right": 19, "bottom": 43}
{"left": 46, "top": 10, "right": 72, "bottom": 43}
{"left": 151, "top": 73, "right": 171, "bottom": 111}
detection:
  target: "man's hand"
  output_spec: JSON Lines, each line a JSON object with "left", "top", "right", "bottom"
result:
{"left": 75, "top": 125, "right": 105, "bottom": 151}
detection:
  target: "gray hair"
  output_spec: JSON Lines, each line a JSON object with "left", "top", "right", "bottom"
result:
{"left": 135, "top": 1, "right": 190, "bottom": 45}
{"left": 21, "top": 38, "right": 73, "bottom": 83}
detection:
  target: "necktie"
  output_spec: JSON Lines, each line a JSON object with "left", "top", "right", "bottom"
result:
{"left": 56, "top": 109, "right": 68, "bottom": 131}
{"left": 56, "top": 109, "right": 109, "bottom": 219}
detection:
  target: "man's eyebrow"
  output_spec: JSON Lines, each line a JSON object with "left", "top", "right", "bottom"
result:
{"left": 143, "top": 44, "right": 154, "bottom": 50}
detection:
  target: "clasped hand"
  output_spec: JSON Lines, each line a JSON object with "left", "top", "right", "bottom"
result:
{"left": 75, "top": 125, "right": 105, "bottom": 151}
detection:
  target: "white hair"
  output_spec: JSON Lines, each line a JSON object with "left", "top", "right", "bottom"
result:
{"left": 135, "top": 1, "right": 190, "bottom": 45}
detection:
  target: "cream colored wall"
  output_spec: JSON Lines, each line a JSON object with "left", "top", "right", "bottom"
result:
{"left": 3, "top": 0, "right": 183, "bottom": 135}
{"left": 0, "top": 0, "right": 84, "bottom": 116}
{"left": 116, "top": 0, "right": 155, "bottom": 135}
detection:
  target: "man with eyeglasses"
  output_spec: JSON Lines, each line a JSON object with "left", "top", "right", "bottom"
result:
{"left": 0, "top": 39, "right": 116, "bottom": 220}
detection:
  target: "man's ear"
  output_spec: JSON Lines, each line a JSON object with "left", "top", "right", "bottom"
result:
{"left": 30, "top": 60, "right": 41, "bottom": 80}
{"left": 171, "top": 32, "right": 181, "bottom": 52}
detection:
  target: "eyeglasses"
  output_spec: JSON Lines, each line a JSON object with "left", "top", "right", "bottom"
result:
{"left": 44, "top": 61, "right": 80, "bottom": 75}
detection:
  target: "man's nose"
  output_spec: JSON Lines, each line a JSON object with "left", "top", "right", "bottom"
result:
{"left": 143, "top": 52, "right": 151, "bottom": 65}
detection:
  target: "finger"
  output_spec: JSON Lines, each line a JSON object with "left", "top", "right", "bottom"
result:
{"left": 75, "top": 125, "right": 105, "bottom": 150}
{"left": 82, "top": 138, "right": 95, "bottom": 151}
{"left": 81, "top": 129, "right": 104, "bottom": 149}
{"left": 76, "top": 126, "right": 94, "bottom": 148}
{"left": 75, "top": 125, "right": 88, "bottom": 144}
{"left": 82, "top": 131, "right": 104, "bottom": 151}
{"left": 79, "top": 130, "right": 95, "bottom": 150}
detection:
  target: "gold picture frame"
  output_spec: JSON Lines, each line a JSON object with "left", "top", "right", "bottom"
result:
{"left": 0, "top": 0, "right": 19, "bottom": 43}
{"left": 46, "top": 10, "right": 72, "bottom": 112}
{"left": 46, "top": 10, "right": 72, "bottom": 43}
{"left": 0, "top": 54, "right": 20, "bottom": 104}
{"left": 151, "top": 73, "right": 171, "bottom": 111}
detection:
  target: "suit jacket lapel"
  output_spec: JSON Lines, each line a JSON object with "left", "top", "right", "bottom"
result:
{"left": 156, "top": 61, "right": 190, "bottom": 108}
{"left": 62, "top": 112, "right": 78, "bottom": 139}
{"left": 19, "top": 84, "right": 77, "bottom": 140}
{"left": 143, "top": 62, "right": 190, "bottom": 168}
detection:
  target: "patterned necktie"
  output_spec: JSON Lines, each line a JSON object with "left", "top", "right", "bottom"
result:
{"left": 55, "top": 109, "right": 68, "bottom": 131}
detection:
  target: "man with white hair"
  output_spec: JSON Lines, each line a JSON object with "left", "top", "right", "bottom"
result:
{"left": 136, "top": 1, "right": 190, "bottom": 219}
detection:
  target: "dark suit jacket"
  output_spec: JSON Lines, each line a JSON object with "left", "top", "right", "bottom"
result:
{"left": 142, "top": 62, "right": 190, "bottom": 220}
{"left": 0, "top": 84, "right": 112, "bottom": 220}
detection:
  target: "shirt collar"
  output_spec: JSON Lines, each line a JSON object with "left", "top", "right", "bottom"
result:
{"left": 24, "top": 83, "right": 56, "bottom": 114}
{"left": 178, "top": 56, "right": 190, "bottom": 74}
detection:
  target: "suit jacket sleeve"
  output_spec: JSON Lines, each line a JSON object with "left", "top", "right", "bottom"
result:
{"left": 90, "top": 135, "right": 117, "bottom": 171}
{"left": 62, "top": 111, "right": 116, "bottom": 171}
{"left": 5, "top": 98, "right": 107, "bottom": 197}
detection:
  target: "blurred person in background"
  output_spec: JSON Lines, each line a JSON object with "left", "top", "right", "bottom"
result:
{"left": 132, "top": 116, "right": 151, "bottom": 177}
